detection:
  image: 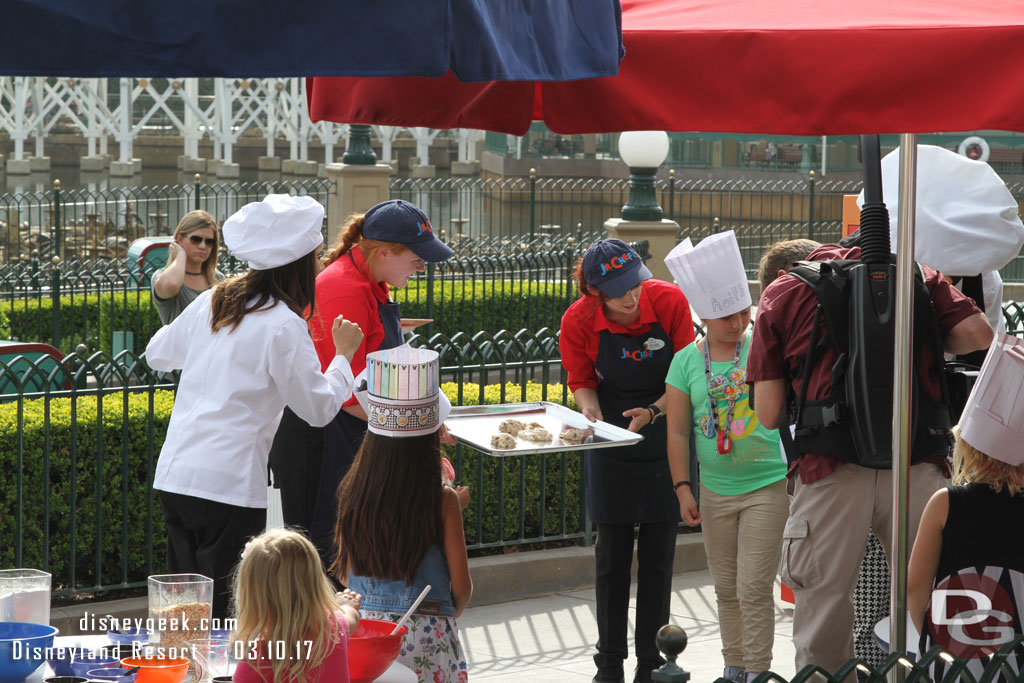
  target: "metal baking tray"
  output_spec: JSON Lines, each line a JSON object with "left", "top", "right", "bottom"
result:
{"left": 445, "top": 401, "right": 643, "bottom": 456}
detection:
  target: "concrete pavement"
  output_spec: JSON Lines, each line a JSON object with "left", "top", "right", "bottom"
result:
{"left": 458, "top": 569, "right": 798, "bottom": 682}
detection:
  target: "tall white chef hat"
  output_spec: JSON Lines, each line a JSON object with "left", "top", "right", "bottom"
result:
{"left": 664, "top": 230, "right": 751, "bottom": 319}
{"left": 354, "top": 345, "right": 452, "bottom": 438}
{"left": 959, "top": 332, "right": 1024, "bottom": 465}
{"left": 222, "top": 194, "right": 325, "bottom": 270}
{"left": 856, "top": 145, "right": 1024, "bottom": 274}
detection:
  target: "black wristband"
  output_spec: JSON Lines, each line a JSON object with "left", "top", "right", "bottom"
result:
{"left": 647, "top": 404, "right": 662, "bottom": 422}
{"left": 673, "top": 480, "right": 691, "bottom": 491}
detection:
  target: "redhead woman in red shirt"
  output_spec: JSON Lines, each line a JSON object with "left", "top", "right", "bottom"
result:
{"left": 269, "top": 200, "right": 453, "bottom": 566}
{"left": 559, "top": 239, "right": 694, "bottom": 683}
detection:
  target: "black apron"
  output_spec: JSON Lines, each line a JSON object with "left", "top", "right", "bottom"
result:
{"left": 585, "top": 322, "right": 679, "bottom": 524}
{"left": 309, "top": 295, "right": 404, "bottom": 562}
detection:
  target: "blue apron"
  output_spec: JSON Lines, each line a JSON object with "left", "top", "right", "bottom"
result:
{"left": 585, "top": 322, "right": 679, "bottom": 524}
{"left": 309, "top": 290, "right": 404, "bottom": 563}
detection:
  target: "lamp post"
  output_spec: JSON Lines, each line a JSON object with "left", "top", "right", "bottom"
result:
{"left": 343, "top": 124, "right": 376, "bottom": 165}
{"left": 619, "top": 131, "right": 670, "bottom": 221}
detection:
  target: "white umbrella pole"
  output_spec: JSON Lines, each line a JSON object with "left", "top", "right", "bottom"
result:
{"left": 890, "top": 133, "right": 918, "bottom": 663}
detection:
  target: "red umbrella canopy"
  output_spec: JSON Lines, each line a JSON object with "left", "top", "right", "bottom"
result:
{"left": 308, "top": 0, "right": 1024, "bottom": 135}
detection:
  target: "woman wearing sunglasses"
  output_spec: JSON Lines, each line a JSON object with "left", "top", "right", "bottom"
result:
{"left": 152, "top": 210, "right": 224, "bottom": 324}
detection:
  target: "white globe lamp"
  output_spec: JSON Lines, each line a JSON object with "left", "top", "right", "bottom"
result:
{"left": 618, "top": 131, "right": 670, "bottom": 221}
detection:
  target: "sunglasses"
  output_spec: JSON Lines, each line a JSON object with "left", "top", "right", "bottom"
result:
{"left": 188, "top": 235, "right": 217, "bottom": 247}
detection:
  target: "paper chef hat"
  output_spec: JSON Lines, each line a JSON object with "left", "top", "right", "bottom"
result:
{"left": 664, "top": 230, "right": 751, "bottom": 319}
{"left": 856, "top": 145, "right": 1024, "bottom": 274}
{"left": 355, "top": 346, "right": 452, "bottom": 438}
{"left": 959, "top": 333, "right": 1024, "bottom": 465}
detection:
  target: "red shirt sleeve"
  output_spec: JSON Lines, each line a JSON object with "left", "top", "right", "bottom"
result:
{"left": 313, "top": 291, "right": 380, "bottom": 372}
{"left": 648, "top": 281, "right": 695, "bottom": 352}
{"left": 559, "top": 301, "right": 600, "bottom": 392}
{"left": 922, "top": 264, "right": 983, "bottom": 334}
{"left": 747, "top": 277, "right": 798, "bottom": 383}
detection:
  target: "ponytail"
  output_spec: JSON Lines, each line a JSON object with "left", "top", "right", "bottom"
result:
{"left": 323, "top": 215, "right": 365, "bottom": 267}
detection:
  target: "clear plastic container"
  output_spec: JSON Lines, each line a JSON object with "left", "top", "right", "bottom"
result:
{"left": 0, "top": 568, "right": 51, "bottom": 625}
{"left": 147, "top": 574, "right": 213, "bottom": 657}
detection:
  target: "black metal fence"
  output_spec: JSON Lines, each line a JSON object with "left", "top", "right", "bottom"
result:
{"left": 0, "top": 235, "right": 648, "bottom": 354}
{"left": 3, "top": 175, "right": 1022, "bottom": 280}
{"left": 0, "top": 325, "right": 580, "bottom": 596}
{"left": 0, "top": 177, "right": 332, "bottom": 264}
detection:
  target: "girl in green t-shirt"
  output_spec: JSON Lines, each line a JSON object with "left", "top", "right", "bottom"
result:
{"left": 664, "top": 307, "right": 788, "bottom": 683}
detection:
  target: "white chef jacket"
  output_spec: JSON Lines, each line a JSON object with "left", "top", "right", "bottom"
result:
{"left": 146, "top": 289, "right": 354, "bottom": 508}
{"left": 980, "top": 270, "right": 1005, "bottom": 335}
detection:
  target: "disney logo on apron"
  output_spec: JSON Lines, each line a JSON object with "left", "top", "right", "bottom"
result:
{"left": 618, "top": 336, "right": 667, "bottom": 361}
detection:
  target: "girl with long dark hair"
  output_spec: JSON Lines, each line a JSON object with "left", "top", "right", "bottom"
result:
{"left": 332, "top": 347, "right": 470, "bottom": 682}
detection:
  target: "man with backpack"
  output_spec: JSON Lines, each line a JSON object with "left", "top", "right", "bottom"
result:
{"left": 747, "top": 237, "right": 993, "bottom": 674}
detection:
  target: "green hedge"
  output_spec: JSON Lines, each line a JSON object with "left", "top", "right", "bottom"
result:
{"left": 2, "top": 282, "right": 570, "bottom": 353}
{"left": 442, "top": 381, "right": 583, "bottom": 546}
{"left": 396, "top": 280, "right": 574, "bottom": 338}
{"left": 0, "top": 391, "right": 173, "bottom": 592}
{"left": 2, "top": 291, "right": 163, "bottom": 355}
{"left": 1, "top": 381, "right": 584, "bottom": 593}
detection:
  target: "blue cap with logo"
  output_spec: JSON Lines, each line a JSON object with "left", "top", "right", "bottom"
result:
{"left": 362, "top": 200, "right": 454, "bottom": 262}
{"left": 582, "top": 238, "right": 653, "bottom": 298}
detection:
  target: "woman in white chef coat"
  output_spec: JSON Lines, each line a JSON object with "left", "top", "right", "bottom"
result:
{"left": 145, "top": 194, "right": 364, "bottom": 620}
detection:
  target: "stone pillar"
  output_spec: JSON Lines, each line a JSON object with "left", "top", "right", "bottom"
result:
{"left": 410, "top": 158, "right": 436, "bottom": 178}
{"left": 450, "top": 160, "right": 480, "bottom": 176}
{"left": 215, "top": 162, "right": 240, "bottom": 179}
{"left": 179, "top": 156, "right": 207, "bottom": 173}
{"left": 6, "top": 158, "right": 31, "bottom": 174}
{"left": 603, "top": 217, "right": 680, "bottom": 284}
{"left": 324, "top": 162, "right": 394, "bottom": 245}
{"left": 81, "top": 156, "right": 106, "bottom": 172}
{"left": 258, "top": 156, "right": 282, "bottom": 171}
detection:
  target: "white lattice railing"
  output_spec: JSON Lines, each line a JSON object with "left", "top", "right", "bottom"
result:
{"left": 0, "top": 77, "right": 484, "bottom": 170}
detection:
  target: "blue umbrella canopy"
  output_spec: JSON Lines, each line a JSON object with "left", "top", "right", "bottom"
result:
{"left": 1, "top": 0, "right": 622, "bottom": 81}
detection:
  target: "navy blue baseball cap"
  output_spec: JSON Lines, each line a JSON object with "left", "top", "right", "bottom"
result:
{"left": 362, "top": 200, "right": 453, "bottom": 262}
{"left": 582, "top": 239, "right": 652, "bottom": 298}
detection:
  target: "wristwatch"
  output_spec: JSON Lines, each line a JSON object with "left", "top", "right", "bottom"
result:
{"left": 647, "top": 404, "right": 663, "bottom": 423}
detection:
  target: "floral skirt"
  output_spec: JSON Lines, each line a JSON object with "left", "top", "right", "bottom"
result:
{"left": 361, "top": 611, "right": 468, "bottom": 683}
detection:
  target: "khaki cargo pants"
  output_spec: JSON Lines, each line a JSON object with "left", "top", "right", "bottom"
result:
{"left": 782, "top": 462, "right": 947, "bottom": 675}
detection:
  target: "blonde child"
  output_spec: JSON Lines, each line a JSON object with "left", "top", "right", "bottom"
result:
{"left": 333, "top": 347, "right": 471, "bottom": 683}
{"left": 909, "top": 334, "right": 1024, "bottom": 680}
{"left": 908, "top": 429, "right": 1024, "bottom": 677}
{"left": 232, "top": 529, "right": 361, "bottom": 683}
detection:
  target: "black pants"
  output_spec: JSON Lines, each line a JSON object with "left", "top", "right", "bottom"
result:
{"left": 159, "top": 491, "right": 266, "bottom": 621}
{"left": 268, "top": 407, "right": 324, "bottom": 535}
{"left": 594, "top": 521, "right": 677, "bottom": 670}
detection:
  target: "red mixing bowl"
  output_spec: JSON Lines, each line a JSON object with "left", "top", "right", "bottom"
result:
{"left": 348, "top": 619, "right": 408, "bottom": 683}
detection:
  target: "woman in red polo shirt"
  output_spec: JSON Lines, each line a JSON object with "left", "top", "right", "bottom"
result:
{"left": 269, "top": 199, "right": 453, "bottom": 565}
{"left": 559, "top": 239, "right": 694, "bottom": 683}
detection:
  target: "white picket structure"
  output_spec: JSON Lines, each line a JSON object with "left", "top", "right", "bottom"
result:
{"left": 0, "top": 76, "right": 485, "bottom": 169}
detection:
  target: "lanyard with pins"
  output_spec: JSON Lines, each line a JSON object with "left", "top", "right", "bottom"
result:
{"left": 701, "top": 334, "right": 746, "bottom": 454}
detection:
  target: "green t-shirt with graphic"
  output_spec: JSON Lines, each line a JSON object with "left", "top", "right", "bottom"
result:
{"left": 665, "top": 335, "right": 787, "bottom": 496}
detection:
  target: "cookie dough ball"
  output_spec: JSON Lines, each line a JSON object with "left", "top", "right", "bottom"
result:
{"left": 499, "top": 419, "right": 525, "bottom": 436}
{"left": 560, "top": 428, "right": 585, "bottom": 445}
{"left": 519, "top": 427, "right": 553, "bottom": 443}
{"left": 491, "top": 432, "right": 517, "bottom": 449}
